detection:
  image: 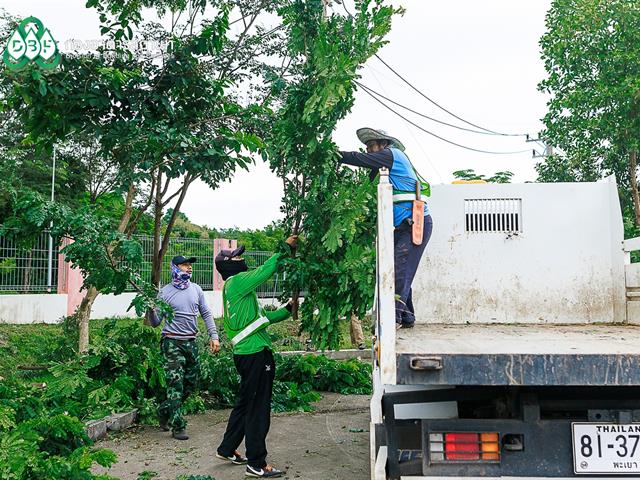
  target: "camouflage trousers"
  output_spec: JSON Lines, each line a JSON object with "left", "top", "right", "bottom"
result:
{"left": 158, "top": 337, "right": 199, "bottom": 432}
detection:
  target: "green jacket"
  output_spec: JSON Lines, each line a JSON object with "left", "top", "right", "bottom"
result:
{"left": 223, "top": 252, "right": 291, "bottom": 355}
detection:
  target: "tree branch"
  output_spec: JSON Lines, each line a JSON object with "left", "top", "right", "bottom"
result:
{"left": 126, "top": 174, "right": 157, "bottom": 236}
{"left": 218, "top": 1, "right": 267, "bottom": 80}
{"left": 118, "top": 183, "right": 136, "bottom": 233}
{"left": 161, "top": 172, "right": 172, "bottom": 198}
{"left": 158, "top": 173, "right": 194, "bottom": 260}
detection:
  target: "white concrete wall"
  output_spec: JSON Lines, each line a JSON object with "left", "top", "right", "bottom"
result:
{"left": 90, "top": 292, "right": 139, "bottom": 319}
{"left": 91, "top": 292, "right": 219, "bottom": 319}
{"left": 91, "top": 291, "right": 225, "bottom": 320}
{"left": 0, "top": 290, "right": 284, "bottom": 324}
{"left": 413, "top": 178, "right": 626, "bottom": 324}
{"left": 0, "top": 294, "right": 68, "bottom": 324}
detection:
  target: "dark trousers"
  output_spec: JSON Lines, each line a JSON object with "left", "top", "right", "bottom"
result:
{"left": 218, "top": 348, "right": 275, "bottom": 469}
{"left": 394, "top": 215, "right": 433, "bottom": 325}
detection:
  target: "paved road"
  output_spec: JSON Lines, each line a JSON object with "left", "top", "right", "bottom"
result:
{"left": 94, "top": 394, "right": 371, "bottom": 480}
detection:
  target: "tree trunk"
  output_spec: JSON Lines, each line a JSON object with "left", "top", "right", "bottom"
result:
{"left": 157, "top": 175, "right": 192, "bottom": 273}
{"left": 75, "top": 183, "right": 137, "bottom": 348}
{"left": 151, "top": 169, "right": 164, "bottom": 289}
{"left": 77, "top": 286, "right": 99, "bottom": 354}
{"left": 290, "top": 175, "right": 306, "bottom": 320}
{"left": 630, "top": 149, "right": 640, "bottom": 226}
{"left": 150, "top": 173, "right": 194, "bottom": 287}
{"left": 146, "top": 173, "right": 194, "bottom": 325}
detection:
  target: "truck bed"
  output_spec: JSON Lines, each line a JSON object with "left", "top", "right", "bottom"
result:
{"left": 395, "top": 323, "right": 640, "bottom": 386}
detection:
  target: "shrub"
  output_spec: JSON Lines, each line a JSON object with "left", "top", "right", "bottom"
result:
{"left": 0, "top": 414, "right": 116, "bottom": 480}
{"left": 276, "top": 354, "right": 372, "bottom": 395}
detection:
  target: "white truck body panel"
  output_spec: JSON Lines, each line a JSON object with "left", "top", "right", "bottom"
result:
{"left": 413, "top": 177, "right": 626, "bottom": 326}
{"left": 371, "top": 173, "right": 640, "bottom": 480}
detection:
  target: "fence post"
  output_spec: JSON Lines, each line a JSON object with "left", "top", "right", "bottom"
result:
{"left": 212, "top": 238, "right": 237, "bottom": 291}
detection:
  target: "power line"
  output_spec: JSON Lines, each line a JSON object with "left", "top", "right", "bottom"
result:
{"left": 340, "top": 1, "right": 528, "bottom": 138}
{"left": 365, "top": 65, "right": 445, "bottom": 182}
{"left": 356, "top": 81, "right": 512, "bottom": 137}
{"left": 360, "top": 87, "right": 531, "bottom": 155}
{"left": 373, "top": 54, "right": 527, "bottom": 137}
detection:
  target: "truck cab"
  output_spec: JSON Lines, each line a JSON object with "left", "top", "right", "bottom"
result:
{"left": 370, "top": 171, "right": 640, "bottom": 479}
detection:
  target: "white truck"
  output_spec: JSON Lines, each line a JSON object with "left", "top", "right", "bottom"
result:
{"left": 370, "top": 170, "right": 640, "bottom": 479}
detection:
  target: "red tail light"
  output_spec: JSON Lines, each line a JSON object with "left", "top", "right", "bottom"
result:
{"left": 429, "top": 431, "right": 501, "bottom": 463}
{"left": 445, "top": 433, "right": 480, "bottom": 460}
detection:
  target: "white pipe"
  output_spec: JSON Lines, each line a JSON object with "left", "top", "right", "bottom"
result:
{"left": 47, "top": 145, "right": 56, "bottom": 291}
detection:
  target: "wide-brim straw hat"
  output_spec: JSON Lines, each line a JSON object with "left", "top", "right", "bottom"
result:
{"left": 356, "top": 127, "right": 405, "bottom": 151}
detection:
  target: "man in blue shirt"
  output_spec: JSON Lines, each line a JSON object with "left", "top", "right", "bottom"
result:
{"left": 340, "top": 128, "right": 433, "bottom": 329}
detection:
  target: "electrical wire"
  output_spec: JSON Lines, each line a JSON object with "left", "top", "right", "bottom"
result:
{"left": 341, "top": 0, "right": 528, "bottom": 138}
{"left": 373, "top": 54, "right": 527, "bottom": 137}
{"left": 365, "top": 65, "right": 445, "bottom": 182}
{"left": 360, "top": 87, "right": 531, "bottom": 155}
{"left": 355, "top": 81, "right": 512, "bottom": 136}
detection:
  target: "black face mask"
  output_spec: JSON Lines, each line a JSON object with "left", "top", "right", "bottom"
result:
{"left": 215, "top": 259, "right": 248, "bottom": 280}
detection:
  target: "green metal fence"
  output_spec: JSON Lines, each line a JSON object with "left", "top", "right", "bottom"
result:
{"left": 130, "top": 237, "right": 281, "bottom": 296}
{"left": 0, "top": 229, "right": 282, "bottom": 297}
{"left": 0, "top": 229, "right": 60, "bottom": 293}
{"left": 132, "top": 234, "right": 217, "bottom": 290}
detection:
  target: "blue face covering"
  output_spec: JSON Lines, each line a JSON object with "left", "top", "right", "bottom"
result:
{"left": 171, "top": 263, "right": 192, "bottom": 290}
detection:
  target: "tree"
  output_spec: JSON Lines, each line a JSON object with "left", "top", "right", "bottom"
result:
{"left": 1, "top": 0, "right": 286, "bottom": 349}
{"left": 268, "top": 0, "right": 397, "bottom": 348}
{"left": 538, "top": 0, "right": 640, "bottom": 223}
{"left": 0, "top": 75, "right": 90, "bottom": 218}
{"left": 452, "top": 169, "right": 514, "bottom": 183}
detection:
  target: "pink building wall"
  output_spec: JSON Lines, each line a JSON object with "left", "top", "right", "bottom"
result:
{"left": 212, "top": 238, "right": 237, "bottom": 291}
{"left": 56, "top": 237, "right": 88, "bottom": 315}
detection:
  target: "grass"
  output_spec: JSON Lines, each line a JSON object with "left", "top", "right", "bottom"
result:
{"left": 0, "top": 323, "right": 61, "bottom": 378}
{"left": 0, "top": 315, "right": 372, "bottom": 382}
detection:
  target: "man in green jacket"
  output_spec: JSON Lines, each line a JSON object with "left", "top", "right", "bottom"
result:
{"left": 214, "top": 236, "right": 297, "bottom": 478}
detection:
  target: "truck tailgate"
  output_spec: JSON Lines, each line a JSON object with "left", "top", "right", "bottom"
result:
{"left": 395, "top": 324, "right": 640, "bottom": 386}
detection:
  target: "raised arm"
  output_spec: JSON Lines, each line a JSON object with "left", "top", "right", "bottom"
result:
{"left": 339, "top": 149, "right": 393, "bottom": 170}
{"left": 227, "top": 252, "right": 285, "bottom": 299}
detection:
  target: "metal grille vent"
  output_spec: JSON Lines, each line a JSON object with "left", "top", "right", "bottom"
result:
{"left": 464, "top": 198, "right": 522, "bottom": 233}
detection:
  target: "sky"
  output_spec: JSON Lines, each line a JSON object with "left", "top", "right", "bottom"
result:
{"left": 1, "top": 0, "right": 553, "bottom": 229}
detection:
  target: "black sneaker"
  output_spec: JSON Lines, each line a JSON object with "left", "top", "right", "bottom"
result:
{"left": 396, "top": 322, "right": 414, "bottom": 330}
{"left": 216, "top": 450, "right": 247, "bottom": 465}
{"left": 172, "top": 429, "right": 189, "bottom": 440}
{"left": 357, "top": 343, "right": 366, "bottom": 350}
{"left": 245, "top": 464, "right": 283, "bottom": 478}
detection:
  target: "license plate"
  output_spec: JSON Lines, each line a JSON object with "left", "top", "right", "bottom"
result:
{"left": 572, "top": 423, "right": 640, "bottom": 474}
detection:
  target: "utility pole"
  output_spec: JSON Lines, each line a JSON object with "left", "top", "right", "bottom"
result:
{"left": 47, "top": 145, "right": 56, "bottom": 292}
{"left": 526, "top": 134, "right": 554, "bottom": 159}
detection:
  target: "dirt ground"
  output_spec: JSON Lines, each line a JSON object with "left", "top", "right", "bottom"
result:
{"left": 94, "top": 394, "right": 371, "bottom": 480}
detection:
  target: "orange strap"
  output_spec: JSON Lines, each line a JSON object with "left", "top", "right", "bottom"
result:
{"left": 412, "top": 200, "right": 424, "bottom": 245}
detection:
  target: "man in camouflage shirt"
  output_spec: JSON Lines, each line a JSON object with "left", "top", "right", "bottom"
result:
{"left": 150, "top": 255, "right": 220, "bottom": 440}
